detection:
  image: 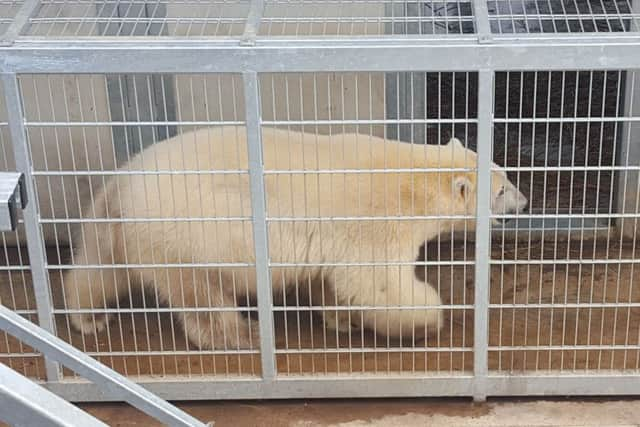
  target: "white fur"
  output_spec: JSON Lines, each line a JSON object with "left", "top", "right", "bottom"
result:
{"left": 63, "top": 128, "right": 526, "bottom": 349}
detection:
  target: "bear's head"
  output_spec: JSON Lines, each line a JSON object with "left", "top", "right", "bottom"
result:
{"left": 441, "top": 137, "right": 528, "bottom": 222}
{"left": 400, "top": 137, "right": 528, "bottom": 224}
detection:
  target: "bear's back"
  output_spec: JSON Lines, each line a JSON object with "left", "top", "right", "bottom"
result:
{"left": 107, "top": 127, "right": 477, "bottom": 221}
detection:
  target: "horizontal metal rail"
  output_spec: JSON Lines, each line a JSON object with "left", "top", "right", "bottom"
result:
{"left": 23, "top": 120, "right": 245, "bottom": 126}
{"left": 490, "top": 344, "right": 640, "bottom": 351}
{"left": 46, "top": 258, "right": 640, "bottom": 269}
{"left": 51, "top": 302, "right": 640, "bottom": 314}
{"left": 41, "top": 375, "right": 640, "bottom": 402}
{"left": 55, "top": 304, "right": 473, "bottom": 314}
{"left": 3, "top": 37, "right": 640, "bottom": 73}
{"left": 47, "top": 260, "right": 473, "bottom": 269}
{"left": 26, "top": 165, "right": 640, "bottom": 176}
{"left": 274, "top": 347, "right": 471, "bottom": 354}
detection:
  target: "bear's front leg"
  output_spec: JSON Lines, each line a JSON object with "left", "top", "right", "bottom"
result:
{"left": 343, "top": 264, "right": 443, "bottom": 340}
{"left": 321, "top": 309, "right": 361, "bottom": 334}
{"left": 309, "top": 282, "right": 362, "bottom": 334}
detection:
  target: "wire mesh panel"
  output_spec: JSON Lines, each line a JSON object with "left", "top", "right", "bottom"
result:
{"left": 489, "top": 69, "right": 640, "bottom": 372}
{"left": 26, "top": 0, "right": 250, "bottom": 37}
{"left": 259, "top": 72, "right": 478, "bottom": 376}
{"left": 488, "top": 0, "right": 640, "bottom": 33}
{"left": 18, "top": 73, "right": 264, "bottom": 380}
{"left": 260, "top": 1, "right": 475, "bottom": 36}
{"left": 15, "top": 71, "right": 484, "bottom": 380}
{"left": 0, "top": 230, "right": 43, "bottom": 381}
{"left": 18, "top": 0, "right": 480, "bottom": 38}
{"left": 0, "top": 78, "right": 47, "bottom": 382}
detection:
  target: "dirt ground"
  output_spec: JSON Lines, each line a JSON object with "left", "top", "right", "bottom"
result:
{"left": 75, "top": 398, "right": 640, "bottom": 426}
{"left": 2, "top": 237, "right": 640, "bottom": 379}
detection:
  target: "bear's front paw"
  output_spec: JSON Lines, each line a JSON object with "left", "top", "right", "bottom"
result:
{"left": 322, "top": 310, "right": 359, "bottom": 334}
{"left": 69, "top": 312, "right": 111, "bottom": 336}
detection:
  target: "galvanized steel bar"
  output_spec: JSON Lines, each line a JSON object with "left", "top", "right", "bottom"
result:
{"left": 0, "top": 304, "right": 209, "bottom": 427}
{"left": 473, "top": 0, "right": 493, "bottom": 43}
{"left": 2, "top": 72, "right": 60, "bottom": 382}
{"left": 0, "top": 362, "right": 109, "bottom": 427}
{"left": 473, "top": 70, "right": 494, "bottom": 402}
{"left": 241, "top": 0, "right": 265, "bottom": 45}
{"left": 47, "top": 377, "right": 477, "bottom": 401}
{"left": 4, "top": 39, "right": 640, "bottom": 73}
{"left": 243, "top": 71, "right": 277, "bottom": 381}
{"left": 40, "top": 374, "right": 640, "bottom": 402}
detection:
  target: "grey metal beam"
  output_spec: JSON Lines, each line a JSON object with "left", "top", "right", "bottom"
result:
{"left": 0, "top": 363, "right": 109, "bottom": 427}
{"left": 0, "top": 304, "right": 210, "bottom": 427}
{"left": 241, "top": 0, "right": 266, "bottom": 45}
{"left": 243, "top": 71, "right": 277, "bottom": 381}
{"left": 40, "top": 373, "right": 640, "bottom": 402}
{"left": 473, "top": 70, "right": 494, "bottom": 403}
{"left": 3, "top": 38, "right": 640, "bottom": 74}
{"left": 473, "top": 1, "right": 493, "bottom": 43}
{"left": 2, "top": 72, "right": 61, "bottom": 382}
{"left": 46, "top": 376, "right": 477, "bottom": 401}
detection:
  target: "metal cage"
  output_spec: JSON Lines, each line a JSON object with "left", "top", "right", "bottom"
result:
{"left": 0, "top": 0, "right": 640, "bottom": 405}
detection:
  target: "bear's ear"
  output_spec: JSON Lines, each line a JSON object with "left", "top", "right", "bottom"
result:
{"left": 453, "top": 175, "right": 473, "bottom": 201}
{"left": 447, "top": 137, "right": 464, "bottom": 148}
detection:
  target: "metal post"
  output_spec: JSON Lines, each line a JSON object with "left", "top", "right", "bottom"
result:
{"left": 473, "top": 1, "right": 493, "bottom": 43}
{"left": 241, "top": 0, "right": 265, "bottom": 45}
{"left": 243, "top": 71, "right": 277, "bottom": 381}
{"left": 473, "top": 70, "right": 494, "bottom": 402}
{"left": 2, "top": 72, "right": 61, "bottom": 382}
{"left": 0, "top": 304, "right": 209, "bottom": 427}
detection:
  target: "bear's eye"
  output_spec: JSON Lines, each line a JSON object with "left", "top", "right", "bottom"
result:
{"left": 497, "top": 186, "right": 504, "bottom": 197}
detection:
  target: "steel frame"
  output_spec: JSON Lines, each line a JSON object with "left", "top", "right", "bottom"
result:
{"left": 0, "top": 0, "right": 639, "bottom": 403}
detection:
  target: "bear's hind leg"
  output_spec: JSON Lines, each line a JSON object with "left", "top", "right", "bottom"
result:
{"left": 179, "top": 310, "right": 258, "bottom": 350}
{"left": 152, "top": 268, "right": 258, "bottom": 350}
{"left": 64, "top": 222, "right": 127, "bottom": 335}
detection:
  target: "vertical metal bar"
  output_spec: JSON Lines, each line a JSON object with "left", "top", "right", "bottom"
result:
{"left": 241, "top": 0, "right": 265, "bottom": 45}
{"left": 473, "top": 70, "right": 494, "bottom": 402}
{"left": 243, "top": 71, "right": 276, "bottom": 381}
{"left": 473, "top": 1, "right": 493, "bottom": 43}
{"left": 2, "top": 72, "right": 61, "bottom": 382}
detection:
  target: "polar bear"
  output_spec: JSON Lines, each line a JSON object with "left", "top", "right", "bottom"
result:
{"left": 63, "top": 126, "right": 527, "bottom": 350}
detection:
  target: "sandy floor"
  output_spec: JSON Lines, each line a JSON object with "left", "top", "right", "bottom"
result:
{"left": 75, "top": 398, "right": 640, "bottom": 426}
{"left": 2, "top": 238, "right": 640, "bottom": 380}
